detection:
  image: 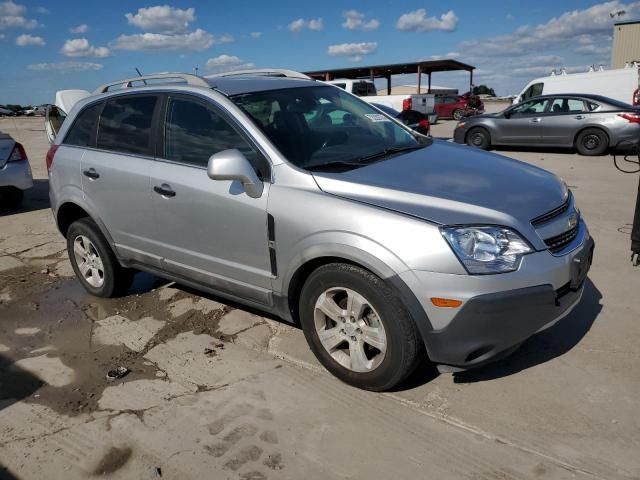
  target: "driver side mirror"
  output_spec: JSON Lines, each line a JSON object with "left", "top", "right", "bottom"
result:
{"left": 503, "top": 110, "right": 512, "bottom": 119}
{"left": 207, "top": 149, "right": 264, "bottom": 198}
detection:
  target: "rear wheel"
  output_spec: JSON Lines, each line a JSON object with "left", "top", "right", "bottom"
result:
{"left": 575, "top": 128, "right": 609, "bottom": 156}
{"left": 67, "top": 218, "right": 134, "bottom": 298}
{"left": 452, "top": 109, "right": 464, "bottom": 121}
{"left": 299, "top": 263, "right": 422, "bottom": 391}
{"left": 0, "top": 187, "right": 24, "bottom": 209}
{"left": 466, "top": 127, "right": 491, "bottom": 150}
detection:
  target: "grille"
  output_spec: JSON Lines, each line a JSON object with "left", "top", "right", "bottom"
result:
{"left": 531, "top": 192, "right": 572, "bottom": 227}
{"left": 544, "top": 224, "right": 579, "bottom": 253}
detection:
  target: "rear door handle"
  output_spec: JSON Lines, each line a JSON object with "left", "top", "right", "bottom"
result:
{"left": 153, "top": 184, "right": 176, "bottom": 198}
{"left": 574, "top": 115, "right": 585, "bottom": 120}
{"left": 83, "top": 168, "right": 100, "bottom": 179}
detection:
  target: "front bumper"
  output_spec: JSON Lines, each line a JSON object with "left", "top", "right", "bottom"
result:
{"left": 405, "top": 226, "right": 594, "bottom": 369}
{"left": 0, "top": 160, "right": 33, "bottom": 190}
{"left": 452, "top": 126, "right": 466, "bottom": 144}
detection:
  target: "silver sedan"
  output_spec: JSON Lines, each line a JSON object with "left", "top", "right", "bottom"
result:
{"left": 453, "top": 94, "right": 640, "bottom": 156}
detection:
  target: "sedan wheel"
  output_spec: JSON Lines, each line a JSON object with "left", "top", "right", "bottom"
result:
{"left": 575, "top": 128, "right": 608, "bottom": 156}
{"left": 314, "top": 287, "right": 387, "bottom": 373}
{"left": 466, "top": 127, "right": 491, "bottom": 150}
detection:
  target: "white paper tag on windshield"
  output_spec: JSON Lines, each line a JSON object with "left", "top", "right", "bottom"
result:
{"left": 365, "top": 113, "right": 390, "bottom": 122}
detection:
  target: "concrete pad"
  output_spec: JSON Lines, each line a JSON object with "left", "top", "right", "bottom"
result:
{"left": 267, "top": 324, "right": 319, "bottom": 369}
{"left": 92, "top": 315, "right": 165, "bottom": 352}
{"left": 0, "top": 343, "right": 10, "bottom": 352}
{"left": 157, "top": 285, "right": 180, "bottom": 302}
{"left": 13, "top": 355, "right": 75, "bottom": 387}
{"left": 233, "top": 323, "right": 273, "bottom": 351}
{"left": 168, "top": 297, "right": 224, "bottom": 317}
{"left": 0, "top": 255, "right": 23, "bottom": 272}
{"left": 98, "top": 379, "right": 195, "bottom": 411}
{"left": 53, "top": 258, "right": 75, "bottom": 277}
{"left": 17, "top": 240, "right": 66, "bottom": 259}
{"left": 217, "top": 310, "right": 263, "bottom": 336}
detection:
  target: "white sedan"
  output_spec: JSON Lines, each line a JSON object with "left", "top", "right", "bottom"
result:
{"left": 0, "top": 132, "right": 33, "bottom": 208}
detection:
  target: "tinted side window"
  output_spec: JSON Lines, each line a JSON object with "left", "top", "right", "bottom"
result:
{"left": 64, "top": 103, "right": 102, "bottom": 147}
{"left": 164, "top": 97, "right": 265, "bottom": 176}
{"left": 522, "top": 82, "right": 544, "bottom": 100}
{"left": 97, "top": 95, "right": 158, "bottom": 155}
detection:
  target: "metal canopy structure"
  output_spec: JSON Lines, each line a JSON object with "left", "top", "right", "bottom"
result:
{"left": 304, "top": 59, "right": 476, "bottom": 95}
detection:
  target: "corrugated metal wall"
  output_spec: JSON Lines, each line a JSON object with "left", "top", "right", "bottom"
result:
{"left": 613, "top": 23, "right": 640, "bottom": 69}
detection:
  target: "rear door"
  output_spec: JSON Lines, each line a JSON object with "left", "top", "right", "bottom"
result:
{"left": 494, "top": 98, "right": 549, "bottom": 145}
{"left": 149, "top": 94, "right": 273, "bottom": 304}
{"left": 539, "top": 97, "right": 589, "bottom": 146}
{"left": 81, "top": 94, "right": 161, "bottom": 266}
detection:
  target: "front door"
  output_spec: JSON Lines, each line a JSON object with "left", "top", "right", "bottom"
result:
{"left": 149, "top": 94, "right": 273, "bottom": 305}
{"left": 494, "top": 98, "right": 549, "bottom": 145}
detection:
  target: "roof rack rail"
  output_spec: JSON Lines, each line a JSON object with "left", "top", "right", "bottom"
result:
{"left": 205, "top": 69, "right": 311, "bottom": 80}
{"left": 94, "top": 72, "right": 210, "bottom": 94}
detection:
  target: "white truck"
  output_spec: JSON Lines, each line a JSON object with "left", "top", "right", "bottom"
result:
{"left": 514, "top": 65, "right": 640, "bottom": 105}
{"left": 325, "top": 79, "right": 437, "bottom": 123}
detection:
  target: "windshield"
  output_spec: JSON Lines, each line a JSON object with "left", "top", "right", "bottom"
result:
{"left": 231, "top": 85, "right": 428, "bottom": 170}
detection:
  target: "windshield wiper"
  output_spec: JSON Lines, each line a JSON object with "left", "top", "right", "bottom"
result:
{"left": 355, "top": 144, "right": 426, "bottom": 164}
{"left": 306, "top": 160, "right": 367, "bottom": 172}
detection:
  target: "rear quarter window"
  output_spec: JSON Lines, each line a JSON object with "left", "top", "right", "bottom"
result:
{"left": 97, "top": 95, "right": 158, "bottom": 156}
{"left": 64, "top": 103, "right": 102, "bottom": 147}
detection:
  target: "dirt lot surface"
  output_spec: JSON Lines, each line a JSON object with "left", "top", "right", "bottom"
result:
{"left": 1, "top": 115, "right": 639, "bottom": 479}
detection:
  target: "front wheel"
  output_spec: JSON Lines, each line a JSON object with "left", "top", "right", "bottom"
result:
{"left": 466, "top": 127, "right": 491, "bottom": 150}
{"left": 67, "top": 218, "right": 134, "bottom": 298}
{"left": 299, "top": 263, "right": 422, "bottom": 391}
{"left": 575, "top": 128, "right": 609, "bottom": 156}
{"left": 452, "top": 109, "right": 464, "bottom": 121}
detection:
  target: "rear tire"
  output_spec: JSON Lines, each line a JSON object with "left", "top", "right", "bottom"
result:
{"left": 575, "top": 128, "right": 609, "bottom": 156}
{"left": 0, "top": 187, "right": 24, "bottom": 209}
{"left": 299, "top": 263, "right": 422, "bottom": 391}
{"left": 466, "top": 127, "right": 491, "bottom": 150}
{"left": 452, "top": 109, "right": 464, "bottom": 121}
{"left": 67, "top": 218, "right": 134, "bottom": 298}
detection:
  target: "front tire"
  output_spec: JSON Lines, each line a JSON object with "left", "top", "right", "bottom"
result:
{"left": 466, "top": 127, "right": 491, "bottom": 150}
{"left": 67, "top": 218, "right": 134, "bottom": 298}
{"left": 299, "top": 263, "right": 422, "bottom": 391}
{"left": 575, "top": 128, "right": 609, "bottom": 156}
{"left": 452, "top": 109, "right": 464, "bottom": 121}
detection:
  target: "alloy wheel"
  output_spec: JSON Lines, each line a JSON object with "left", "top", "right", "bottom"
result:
{"left": 313, "top": 287, "right": 387, "bottom": 373}
{"left": 73, "top": 235, "right": 105, "bottom": 288}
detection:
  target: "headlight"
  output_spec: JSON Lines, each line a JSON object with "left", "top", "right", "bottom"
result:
{"left": 441, "top": 226, "right": 533, "bottom": 274}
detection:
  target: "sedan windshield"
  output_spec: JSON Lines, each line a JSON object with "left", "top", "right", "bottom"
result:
{"left": 231, "top": 85, "right": 429, "bottom": 170}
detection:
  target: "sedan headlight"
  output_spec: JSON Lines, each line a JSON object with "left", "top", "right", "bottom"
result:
{"left": 441, "top": 226, "right": 533, "bottom": 274}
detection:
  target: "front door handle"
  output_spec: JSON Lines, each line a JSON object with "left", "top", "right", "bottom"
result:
{"left": 530, "top": 118, "right": 541, "bottom": 123}
{"left": 83, "top": 168, "right": 100, "bottom": 179}
{"left": 574, "top": 115, "right": 585, "bottom": 120}
{"left": 153, "top": 184, "right": 176, "bottom": 198}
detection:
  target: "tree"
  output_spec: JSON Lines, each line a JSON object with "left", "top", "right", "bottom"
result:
{"left": 472, "top": 85, "right": 496, "bottom": 97}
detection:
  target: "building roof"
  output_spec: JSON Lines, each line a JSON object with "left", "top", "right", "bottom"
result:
{"left": 614, "top": 19, "right": 640, "bottom": 26}
{"left": 304, "top": 59, "right": 474, "bottom": 80}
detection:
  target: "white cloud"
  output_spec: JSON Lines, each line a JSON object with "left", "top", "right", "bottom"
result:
{"left": 575, "top": 44, "right": 612, "bottom": 55}
{"left": 396, "top": 9, "right": 458, "bottom": 32}
{"left": 328, "top": 42, "right": 377, "bottom": 62}
{"left": 342, "top": 10, "right": 379, "bottom": 31}
{"left": 69, "top": 23, "right": 88, "bottom": 33}
{"left": 35, "top": 6, "right": 48, "bottom": 14}
{"left": 0, "top": 33, "right": 4, "bottom": 39}
{"left": 428, "top": 51, "right": 460, "bottom": 60}
{"left": 0, "top": 0, "right": 39, "bottom": 30}
{"left": 125, "top": 5, "right": 195, "bottom": 34}
{"left": 250, "top": 31, "right": 262, "bottom": 38}
{"left": 205, "top": 54, "right": 254, "bottom": 72}
{"left": 506, "top": 13, "right": 515, "bottom": 20}
{"left": 61, "top": 38, "right": 110, "bottom": 57}
{"left": 28, "top": 61, "right": 103, "bottom": 71}
{"left": 15, "top": 33, "right": 44, "bottom": 46}
{"left": 112, "top": 29, "right": 230, "bottom": 51}
{"left": 288, "top": 17, "right": 323, "bottom": 32}
{"left": 460, "top": 1, "right": 640, "bottom": 57}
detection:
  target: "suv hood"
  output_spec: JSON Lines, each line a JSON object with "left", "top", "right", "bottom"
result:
{"left": 312, "top": 140, "right": 567, "bottom": 226}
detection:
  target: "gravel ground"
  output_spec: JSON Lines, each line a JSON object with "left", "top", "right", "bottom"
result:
{"left": 0, "top": 115, "right": 639, "bottom": 480}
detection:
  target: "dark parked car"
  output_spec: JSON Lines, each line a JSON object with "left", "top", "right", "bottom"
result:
{"left": 372, "top": 103, "right": 430, "bottom": 135}
{"left": 435, "top": 95, "right": 484, "bottom": 120}
{"left": 453, "top": 94, "right": 640, "bottom": 156}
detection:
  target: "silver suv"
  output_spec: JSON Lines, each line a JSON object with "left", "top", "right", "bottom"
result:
{"left": 47, "top": 71, "right": 594, "bottom": 391}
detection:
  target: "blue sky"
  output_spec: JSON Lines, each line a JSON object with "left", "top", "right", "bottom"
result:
{"left": 0, "top": 0, "right": 636, "bottom": 104}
